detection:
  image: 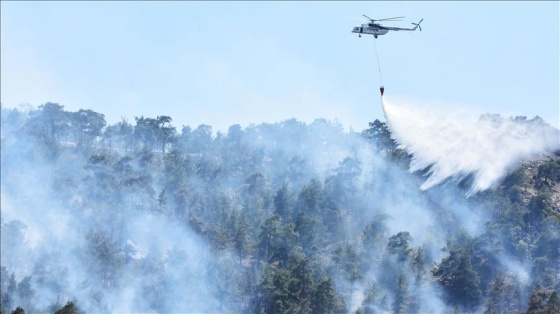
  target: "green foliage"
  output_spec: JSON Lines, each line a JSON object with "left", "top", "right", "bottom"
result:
{"left": 27, "top": 102, "right": 69, "bottom": 142}
{"left": 387, "top": 232, "right": 413, "bottom": 262}
{"left": 10, "top": 307, "right": 24, "bottom": 314}
{"left": 54, "top": 301, "right": 83, "bottom": 314}
{"left": 72, "top": 109, "right": 106, "bottom": 148}
{"left": 296, "top": 179, "right": 322, "bottom": 215}
{"left": 258, "top": 214, "right": 282, "bottom": 262}
{"left": 312, "top": 277, "right": 344, "bottom": 314}
{"left": 2, "top": 106, "right": 559, "bottom": 313}
{"left": 254, "top": 255, "right": 342, "bottom": 314}
{"left": 502, "top": 169, "right": 527, "bottom": 189}
{"left": 526, "top": 289, "right": 560, "bottom": 314}
{"left": 392, "top": 272, "right": 409, "bottom": 314}
{"left": 133, "top": 115, "right": 176, "bottom": 153}
{"left": 361, "top": 215, "right": 389, "bottom": 251}
{"left": 295, "top": 212, "right": 318, "bottom": 256}
{"left": 361, "top": 119, "right": 410, "bottom": 166}
{"left": 85, "top": 229, "right": 125, "bottom": 287}
{"left": 332, "top": 243, "right": 364, "bottom": 290}
{"left": 361, "top": 119, "right": 396, "bottom": 152}
{"left": 274, "top": 182, "right": 292, "bottom": 219}
{"left": 537, "top": 159, "right": 560, "bottom": 187}
{"left": 357, "top": 281, "right": 380, "bottom": 314}
{"left": 234, "top": 214, "right": 251, "bottom": 262}
{"left": 432, "top": 248, "right": 482, "bottom": 310}
{"left": 411, "top": 246, "right": 427, "bottom": 280}
{"left": 527, "top": 192, "right": 553, "bottom": 225}
{"left": 103, "top": 117, "right": 134, "bottom": 150}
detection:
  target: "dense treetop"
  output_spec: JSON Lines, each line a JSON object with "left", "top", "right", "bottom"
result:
{"left": 1, "top": 103, "right": 559, "bottom": 313}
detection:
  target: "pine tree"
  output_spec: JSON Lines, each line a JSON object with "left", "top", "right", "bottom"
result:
{"left": 10, "top": 307, "right": 24, "bottom": 314}
{"left": 392, "top": 272, "right": 409, "bottom": 314}
{"left": 312, "top": 277, "right": 343, "bottom": 314}
{"left": 54, "top": 301, "right": 83, "bottom": 314}
{"left": 433, "top": 249, "right": 482, "bottom": 311}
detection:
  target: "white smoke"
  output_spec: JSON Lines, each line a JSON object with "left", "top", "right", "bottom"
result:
{"left": 382, "top": 98, "right": 559, "bottom": 194}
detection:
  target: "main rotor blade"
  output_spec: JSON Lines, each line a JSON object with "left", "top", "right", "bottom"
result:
{"left": 376, "top": 16, "right": 405, "bottom": 21}
{"left": 363, "top": 14, "right": 374, "bottom": 21}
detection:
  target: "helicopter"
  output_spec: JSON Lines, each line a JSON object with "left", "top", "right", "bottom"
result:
{"left": 352, "top": 15, "right": 423, "bottom": 38}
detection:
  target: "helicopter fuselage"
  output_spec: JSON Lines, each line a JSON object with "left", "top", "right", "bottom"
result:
{"left": 352, "top": 24, "right": 389, "bottom": 37}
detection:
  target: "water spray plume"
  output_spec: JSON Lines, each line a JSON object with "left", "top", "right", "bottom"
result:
{"left": 381, "top": 98, "right": 560, "bottom": 194}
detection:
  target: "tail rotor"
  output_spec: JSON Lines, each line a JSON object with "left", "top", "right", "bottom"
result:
{"left": 412, "top": 19, "right": 423, "bottom": 31}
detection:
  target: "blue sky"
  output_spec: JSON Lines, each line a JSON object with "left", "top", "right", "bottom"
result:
{"left": 2, "top": 1, "right": 558, "bottom": 133}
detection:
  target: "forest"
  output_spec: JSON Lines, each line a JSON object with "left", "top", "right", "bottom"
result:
{"left": 1, "top": 102, "right": 559, "bottom": 313}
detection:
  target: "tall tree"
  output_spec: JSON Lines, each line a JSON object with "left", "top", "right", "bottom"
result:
{"left": 274, "top": 182, "right": 292, "bottom": 219}
{"left": 10, "top": 307, "right": 25, "bottom": 314}
{"left": 361, "top": 215, "right": 389, "bottom": 251}
{"left": 70, "top": 109, "right": 106, "bottom": 148}
{"left": 27, "top": 102, "right": 69, "bottom": 142}
{"left": 387, "top": 232, "right": 413, "bottom": 262}
{"left": 526, "top": 289, "right": 560, "bottom": 314}
{"left": 156, "top": 115, "right": 176, "bottom": 153}
{"left": 392, "top": 272, "right": 409, "bottom": 314}
{"left": 85, "top": 229, "right": 125, "bottom": 288}
{"left": 134, "top": 115, "right": 176, "bottom": 152}
{"left": 312, "top": 277, "right": 343, "bottom": 314}
{"left": 103, "top": 118, "right": 134, "bottom": 151}
{"left": 361, "top": 119, "right": 396, "bottom": 152}
{"left": 257, "top": 215, "right": 282, "bottom": 262}
{"left": 54, "top": 301, "right": 83, "bottom": 314}
{"left": 432, "top": 249, "right": 482, "bottom": 311}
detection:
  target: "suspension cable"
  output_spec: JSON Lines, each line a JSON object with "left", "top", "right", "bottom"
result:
{"left": 373, "top": 37, "right": 383, "bottom": 86}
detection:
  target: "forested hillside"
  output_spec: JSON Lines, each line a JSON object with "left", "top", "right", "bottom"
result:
{"left": 1, "top": 103, "right": 559, "bottom": 313}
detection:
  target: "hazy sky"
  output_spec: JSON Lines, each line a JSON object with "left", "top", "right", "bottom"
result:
{"left": 1, "top": 1, "right": 558, "bottom": 132}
